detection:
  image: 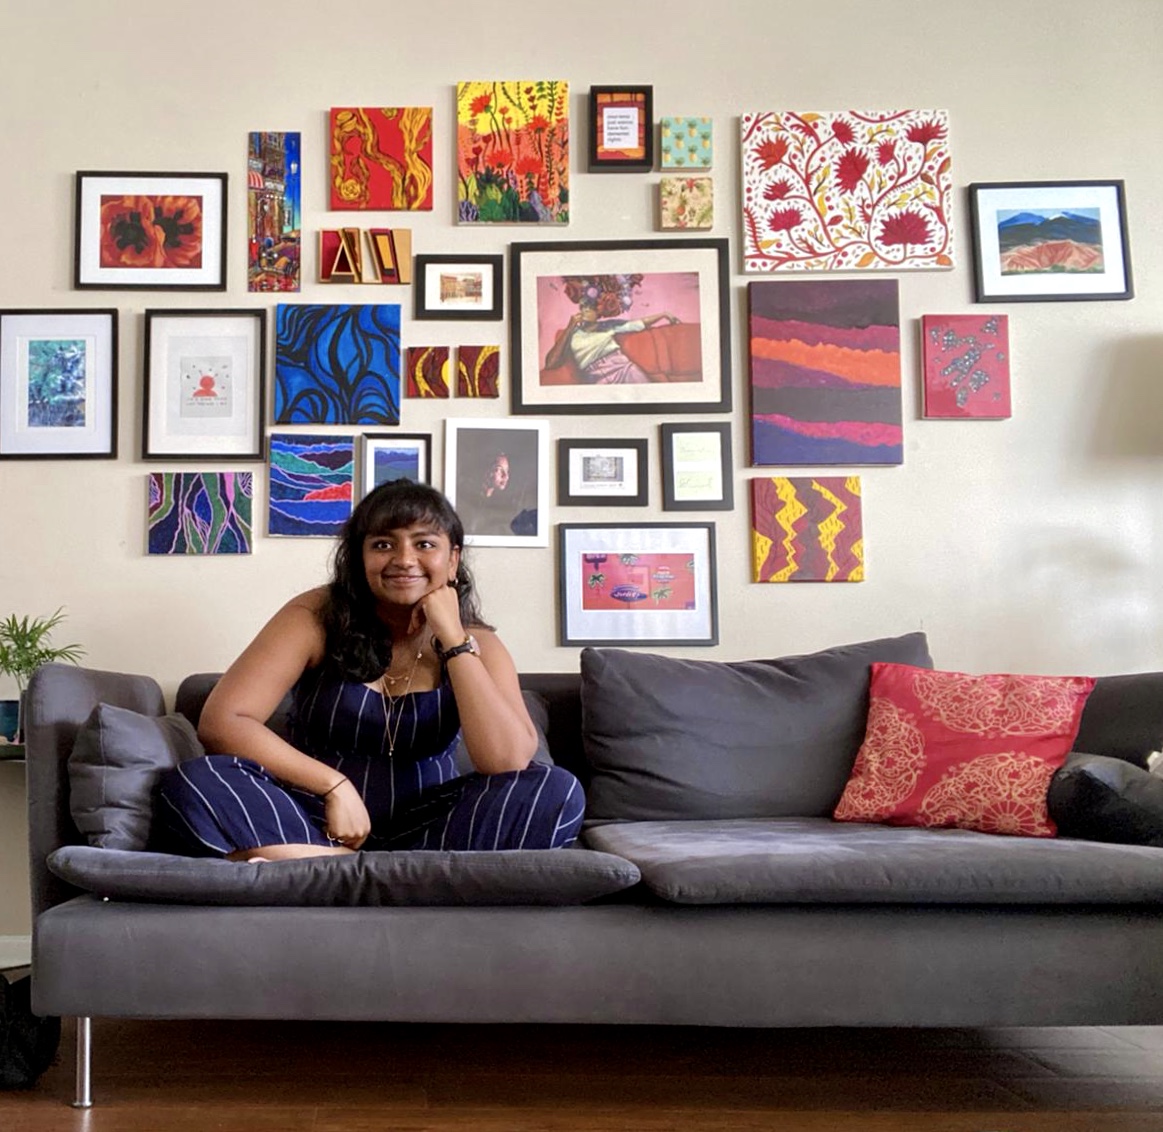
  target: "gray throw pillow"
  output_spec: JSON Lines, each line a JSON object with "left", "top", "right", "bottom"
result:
{"left": 580, "top": 632, "right": 933, "bottom": 821}
{"left": 68, "top": 703, "right": 204, "bottom": 850}
{"left": 47, "top": 844, "right": 641, "bottom": 906}
{"left": 1049, "top": 752, "right": 1163, "bottom": 847}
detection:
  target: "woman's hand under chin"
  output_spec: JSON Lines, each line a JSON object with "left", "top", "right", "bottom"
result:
{"left": 409, "top": 581, "right": 464, "bottom": 643}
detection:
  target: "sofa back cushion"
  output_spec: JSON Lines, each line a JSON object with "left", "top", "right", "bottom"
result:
{"left": 580, "top": 632, "right": 933, "bottom": 821}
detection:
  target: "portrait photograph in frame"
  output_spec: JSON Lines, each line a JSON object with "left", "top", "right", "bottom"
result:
{"left": 142, "top": 309, "right": 265, "bottom": 460}
{"left": 558, "top": 521, "right": 718, "bottom": 647}
{"left": 74, "top": 171, "right": 228, "bottom": 291}
{"left": 361, "top": 432, "right": 432, "bottom": 497}
{"left": 510, "top": 238, "right": 731, "bottom": 416}
{"left": 558, "top": 437, "right": 648, "bottom": 507}
{"left": 969, "top": 180, "right": 1132, "bottom": 302}
{"left": 588, "top": 86, "right": 654, "bottom": 172}
{"left": 444, "top": 417, "right": 549, "bottom": 547}
{"left": 660, "top": 421, "right": 733, "bottom": 511}
{"left": 0, "top": 308, "right": 118, "bottom": 459}
{"left": 414, "top": 254, "right": 504, "bottom": 320}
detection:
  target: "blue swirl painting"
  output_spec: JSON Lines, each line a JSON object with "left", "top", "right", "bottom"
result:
{"left": 268, "top": 433, "right": 354, "bottom": 537}
{"left": 148, "top": 473, "right": 253, "bottom": 555}
{"left": 275, "top": 304, "right": 400, "bottom": 424}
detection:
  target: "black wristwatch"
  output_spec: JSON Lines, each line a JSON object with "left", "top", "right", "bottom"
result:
{"left": 435, "top": 633, "right": 481, "bottom": 663}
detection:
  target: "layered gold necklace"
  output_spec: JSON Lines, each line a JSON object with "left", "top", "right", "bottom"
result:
{"left": 380, "top": 637, "right": 425, "bottom": 757}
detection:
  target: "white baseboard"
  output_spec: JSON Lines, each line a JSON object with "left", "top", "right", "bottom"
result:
{"left": 0, "top": 934, "right": 31, "bottom": 970}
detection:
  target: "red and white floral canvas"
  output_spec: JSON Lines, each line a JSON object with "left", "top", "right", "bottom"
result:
{"left": 741, "top": 110, "right": 953, "bottom": 272}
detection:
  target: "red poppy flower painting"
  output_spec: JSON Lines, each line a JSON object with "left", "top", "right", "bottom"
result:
{"left": 99, "top": 194, "right": 203, "bottom": 270}
{"left": 741, "top": 109, "right": 954, "bottom": 271}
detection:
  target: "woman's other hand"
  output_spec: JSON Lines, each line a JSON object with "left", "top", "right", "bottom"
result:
{"left": 323, "top": 779, "right": 371, "bottom": 849}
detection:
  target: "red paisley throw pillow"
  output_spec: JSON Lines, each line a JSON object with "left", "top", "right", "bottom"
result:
{"left": 834, "top": 663, "right": 1096, "bottom": 837}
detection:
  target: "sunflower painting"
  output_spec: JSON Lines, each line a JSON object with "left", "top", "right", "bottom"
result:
{"left": 741, "top": 109, "right": 953, "bottom": 272}
{"left": 457, "top": 81, "right": 568, "bottom": 225}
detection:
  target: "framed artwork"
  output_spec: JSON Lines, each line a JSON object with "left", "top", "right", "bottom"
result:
{"left": 557, "top": 522, "right": 718, "bottom": 646}
{"left": 749, "top": 279, "right": 901, "bottom": 466}
{"left": 660, "top": 422, "right": 733, "bottom": 511}
{"left": 0, "top": 309, "right": 118, "bottom": 460}
{"left": 588, "top": 86, "right": 653, "bottom": 172}
{"left": 557, "top": 438, "right": 648, "bottom": 507}
{"left": 921, "top": 314, "right": 1011, "bottom": 419}
{"left": 660, "top": 117, "right": 713, "bottom": 169}
{"left": 457, "top": 345, "right": 500, "bottom": 397}
{"left": 968, "top": 181, "right": 1133, "bottom": 302}
{"left": 329, "top": 107, "right": 433, "bottom": 211}
{"left": 740, "top": 110, "right": 953, "bottom": 272}
{"left": 361, "top": 433, "right": 432, "bottom": 497}
{"left": 510, "top": 238, "right": 731, "bottom": 415}
{"left": 457, "top": 81, "right": 569, "bottom": 224}
{"left": 444, "top": 418, "right": 549, "bottom": 547}
{"left": 405, "top": 346, "right": 450, "bottom": 398}
{"left": 751, "top": 476, "right": 864, "bottom": 583}
{"left": 147, "top": 472, "right": 253, "bottom": 555}
{"left": 275, "top": 304, "right": 401, "bottom": 425}
{"left": 142, "top": 309, "right": 265, "bottom": 460}
{"left": 74, "top": 171, "right": 227, "bottom": 290}
{"left": 414, "top": 255, "right": 503, "bottom": 320}
{"left": 268, "top": 433, "right": 354, "bottom": 538}
{"left": 659, "top": 176, "right": 714, "bottom": 231}
{"left": 248, "top": 131, "right": 301, "bottom": 293}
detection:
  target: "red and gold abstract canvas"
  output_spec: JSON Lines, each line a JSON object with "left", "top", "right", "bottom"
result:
{"left": 329, "top": 108, "right": 433, "bottom": 211}
{"left": 751, "top": 476, "right": 863, "bottom": 583}
{"left": 457, "top": 345, "right": 500, "bottom": 398}
{"left": 921, "top": 314, "right": 1011, "bottom": 419}
{"left": 405, "top": 346, "right": 450, "bottom": 398}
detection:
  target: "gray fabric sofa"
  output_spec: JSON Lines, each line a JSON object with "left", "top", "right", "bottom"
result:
{"left": 24, "top": 636, "right": 1163, "bottom": 1107}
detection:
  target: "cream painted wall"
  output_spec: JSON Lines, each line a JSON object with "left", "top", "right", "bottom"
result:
{"left": 0, "top": 2, "right": 1161, "bottom": 932}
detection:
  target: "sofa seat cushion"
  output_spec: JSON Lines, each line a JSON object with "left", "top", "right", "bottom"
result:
{"left": 581, "top": 817, "right": 1163, "bottom": 905}
{"left": 47, "top": 845, "right": 640, "bottom": 907}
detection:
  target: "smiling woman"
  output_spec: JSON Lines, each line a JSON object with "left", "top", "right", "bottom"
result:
{"left": 155, "top": 479, "right": 584, "bottom": 860}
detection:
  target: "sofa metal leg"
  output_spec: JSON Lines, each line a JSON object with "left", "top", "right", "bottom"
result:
{"left": 72, "top": 1016, "right": 92, "bottom": 1108}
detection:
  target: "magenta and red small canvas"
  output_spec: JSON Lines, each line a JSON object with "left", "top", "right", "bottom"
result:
{"left": 921, "top": 314, "right": 1011, "bottom": 419}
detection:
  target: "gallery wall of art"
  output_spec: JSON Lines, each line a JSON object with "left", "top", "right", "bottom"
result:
{"left": 0, "top": 0, "right": 1161, "bottom": 700}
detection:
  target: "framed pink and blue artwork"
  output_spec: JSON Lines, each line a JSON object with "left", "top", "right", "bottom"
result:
{"left": 247, "top": 132, "right": 301, "bottom": 293}
{"left": 268, "top": 433, "right": 354, "bottom": 538}
{"left": 750, "top": 476, "right": 864, "bottom": 583}
{"left": 148, "top": 472, "right": 253, "bottom": 555}
{"left": 740, "top": 110, "right": 953, "bottom": 273}
{"left": 329, "top": 108, "right": 433, "bottom": 211}
{"left": 749, "top": 279, "right": 901, "bottom": 466}
{"left": 921, "top": 314, "right": 1011, "bottom": 419}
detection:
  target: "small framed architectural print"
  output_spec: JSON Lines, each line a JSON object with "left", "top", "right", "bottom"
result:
{"left": 143, "top": 309, "right": 265, "bottom": 460}
{"left": 74, "top": 171, "right": 228, "bottom": 290}
{"left": 415, "top": 255, "right": 503, "bottom": 320}
{"left": 557, "top": 438, "right": 648, "bottom": 507}
{"left": 660, "top": 422, "right": 733, "bottom": 511}
{"left": 361, "top": 432, "right": 432, "bottom": 497}
{"left": 0, "top": 308, "right": 118, "bottom": 459}
{"left": 588, "top": 86, "right": 653, "bottom": 172}
{"left": 558, "top": 521, "right": 718, "bottom": 646}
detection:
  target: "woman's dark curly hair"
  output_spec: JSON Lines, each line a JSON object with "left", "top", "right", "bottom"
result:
{"left": 321, "top": 479, "right": 489, "bottom": 682}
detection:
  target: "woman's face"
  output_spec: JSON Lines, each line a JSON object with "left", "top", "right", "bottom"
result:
{"left": 483, "top": 454, "right": 510, "bottom": 495}
{"left": 362, "top": 521, "right": 460, "bottom": 608}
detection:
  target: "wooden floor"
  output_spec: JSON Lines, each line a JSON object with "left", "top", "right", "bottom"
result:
{"left": 3, "top": 1015, "right": 1163, "bottom": 1131}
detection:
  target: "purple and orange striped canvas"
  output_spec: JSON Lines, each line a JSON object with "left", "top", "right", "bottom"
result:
{"left": 749, "top": 280, "right": 901, "bottom": 465}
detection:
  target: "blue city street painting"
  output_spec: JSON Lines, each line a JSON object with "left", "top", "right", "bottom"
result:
{"left": 268, "top": 433, "right": 354, "bottom": 537}
{"left": 28, "top": 338, "right": 86, "bottom": 427}
{"left": 275, "top": 304, "right": 401, "bottom": 424}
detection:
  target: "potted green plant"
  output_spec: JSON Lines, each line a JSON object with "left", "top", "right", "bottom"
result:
{"left": 0, "top": 608, "right": 85, "bottom": 746}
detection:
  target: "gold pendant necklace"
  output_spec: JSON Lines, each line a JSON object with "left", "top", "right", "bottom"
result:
{"left": 380, "top": 641, "right": 424, "bottom": 757}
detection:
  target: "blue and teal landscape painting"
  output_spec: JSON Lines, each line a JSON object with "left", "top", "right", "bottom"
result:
{"left": 268, "top": 433, "right": 354, "bottom": 537}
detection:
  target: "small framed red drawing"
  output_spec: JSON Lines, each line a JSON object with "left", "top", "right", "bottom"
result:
{"left": 558, "top": 522, "right": 718, "bottom": 646}
{"left": 921, "top": 314, "right": 1011, "bottom": 419}
{"left": 74, "top": 171, "right": 228, "bottom": 290}
{"left": 588, "top": 86, "right": 653, "bottom": 172}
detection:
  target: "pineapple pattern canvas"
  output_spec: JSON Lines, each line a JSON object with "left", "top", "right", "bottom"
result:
{"left": 661, "top": 117, "right": 713, "bottom": 169}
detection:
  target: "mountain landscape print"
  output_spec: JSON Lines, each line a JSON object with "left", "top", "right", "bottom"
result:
{"left": 996, "top": 208, "right": 1103, "bottom": 274}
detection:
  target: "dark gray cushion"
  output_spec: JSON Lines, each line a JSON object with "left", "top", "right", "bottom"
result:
{"left": 46, "top": 844, "right": 640, "bottom": 907}
{"left": 1049, "top": 753, "right": 1163, "bottom": 847}
{"left": 580, "top": 633, "right": 933, "bottom": 821}
{"left": 68, "top": 703, "right": 204, "bottom": 850}
{"left": 582, "top": 817, "right": 1163, "bottom": 905}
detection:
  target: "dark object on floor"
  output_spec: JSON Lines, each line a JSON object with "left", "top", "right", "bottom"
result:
{"left": 0, "top": 974, "right": 60, "bottom": 1089}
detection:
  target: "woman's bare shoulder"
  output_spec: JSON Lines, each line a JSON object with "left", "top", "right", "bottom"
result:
{"left": 283, "top": 586, "right": 329, "bottom": 616}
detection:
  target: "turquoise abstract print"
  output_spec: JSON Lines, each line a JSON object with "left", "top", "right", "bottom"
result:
{"left": 148, "top": 473, "right": 252, "bottom": 555}
{"left": 268, "top": 433, "right": 354, "bottom": 537}
{"left": 275, "top": 304, "right": 400, "bottom": 424}
{"left": 28, "top": 338, "right": 86, "bottom": 427}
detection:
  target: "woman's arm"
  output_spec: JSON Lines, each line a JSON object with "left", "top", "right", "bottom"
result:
{"left": 544, "top": 314, "right": 584, "bottom": 370}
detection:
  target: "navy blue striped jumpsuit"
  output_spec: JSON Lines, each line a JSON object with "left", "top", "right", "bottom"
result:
{"left": 157, "top": 665, "right": 585, "bottom": 855}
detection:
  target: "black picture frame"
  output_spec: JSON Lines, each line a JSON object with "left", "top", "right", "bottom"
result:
{"left": 968, "top": 180, "right": 1133, "bottom": 303}
{"left": 660, "top": 421, "right": 733, "bottom": 511}
{"left": 414, "top": 254, "right": 504, "bottom": 320}
{"left": 588, "top": 86, "right": 654, "bottom": 172}
{"left": 557, "top": 437, "right": 649, "bottom": 507}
